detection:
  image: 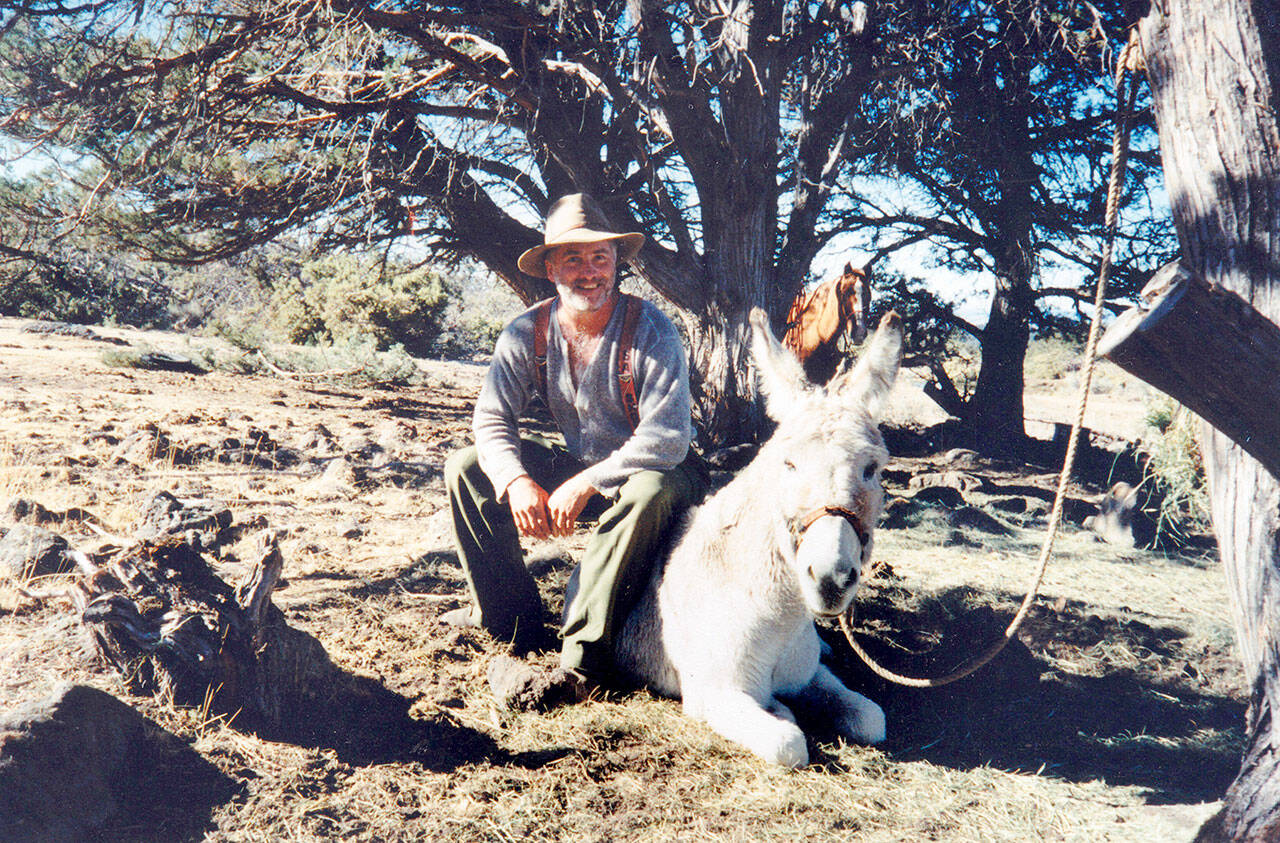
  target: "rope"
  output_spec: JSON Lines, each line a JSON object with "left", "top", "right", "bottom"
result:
{"left": 840, "top": 32, "right": 1144, "bottom": 688}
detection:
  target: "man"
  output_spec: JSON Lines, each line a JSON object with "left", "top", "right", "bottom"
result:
{"left": 444, "top": 193, "right": 705, "bottom": 708}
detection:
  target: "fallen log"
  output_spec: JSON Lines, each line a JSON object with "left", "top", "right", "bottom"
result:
{"left": 1098, "top": 260, "right": 1280, "bottom": 480}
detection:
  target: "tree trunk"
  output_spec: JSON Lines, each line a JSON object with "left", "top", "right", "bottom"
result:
{"left": 969, "top": 269, "right": 1033, "bottom": 455}
{"left": 685, "top": 306, "right": 763, "bottom": 449}
{"left": 961, "top": 23, "right": 1038, "bottom": 458}
{"left": 1139, "top": 2, "right": 1280, "bottom": 839}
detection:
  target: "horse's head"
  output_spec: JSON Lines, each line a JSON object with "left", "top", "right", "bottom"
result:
{"left": 749, "top": 306, "right": 902, "bottom": 616}
{"left": 836, "top": 263, "right": 871, "bottom": 347}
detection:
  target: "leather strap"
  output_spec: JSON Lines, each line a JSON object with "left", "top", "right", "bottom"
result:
{"left": 798, "top": 505, "right": 870, "bottom": 548}
{"left": 616, "top": 293, "right": 642, "bottom": 431}
{"left": 531, "top": 296, "right": 555, "bottom": 404}
{"left": 530, "top": 293, "right": 642, "bottom": 432}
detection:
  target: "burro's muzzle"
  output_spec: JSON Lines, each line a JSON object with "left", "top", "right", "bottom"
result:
{"left": 792, "top": 506, "right": 872, "bottom": 617}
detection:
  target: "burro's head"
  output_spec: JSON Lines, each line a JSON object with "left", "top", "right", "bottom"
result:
{"left": 749, "top": 306, "right": 903, "bottom": 617}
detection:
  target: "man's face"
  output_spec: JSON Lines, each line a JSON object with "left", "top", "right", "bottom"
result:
{"left": 546, "top": 240, "right": 618, "bottom": 315}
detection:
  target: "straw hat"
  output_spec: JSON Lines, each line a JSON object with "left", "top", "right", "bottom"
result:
{"left": 517, "top": 194, "right": 645, "bottom": 278}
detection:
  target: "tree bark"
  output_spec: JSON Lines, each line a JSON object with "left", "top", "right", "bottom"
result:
{"left": 77, "top": 533, "right": 409, "bottom": 746}
{"left": 1139, "top": 2, "right": 1280, "bottom": 838}
{"left": 685, "top": 306, "right": 764, "bottom": 449}
{"left": 949, "top": 11, "right": 1039, "bottom": 456}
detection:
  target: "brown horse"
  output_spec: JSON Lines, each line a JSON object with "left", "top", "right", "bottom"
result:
{"left": 782, "top": 263, "right": 871, "bottom": 385}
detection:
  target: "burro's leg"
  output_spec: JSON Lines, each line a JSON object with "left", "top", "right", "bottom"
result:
{"left": 684, "top": 685, "right": 810, "bottom": 768}
{"left": 789, "top": 664, "right": 886, "bottom": 745}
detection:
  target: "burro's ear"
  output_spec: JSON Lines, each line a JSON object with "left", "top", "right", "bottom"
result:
{"left": 832, "top": 310, "right": 902, "bottom": 422}
{"left": 749, "top": 307, "right": 812, "bottom": 421}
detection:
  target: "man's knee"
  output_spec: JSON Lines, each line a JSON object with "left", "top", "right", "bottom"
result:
{"left": 612, "top": 470, "right": 683, "bottom": 524}
{"left": 445, "top": 446, "right": 481, "bottom": 493}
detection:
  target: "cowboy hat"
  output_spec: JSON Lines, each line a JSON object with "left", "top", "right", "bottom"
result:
{"left": 517, "top": 193, "right": 645, "bottom": 277}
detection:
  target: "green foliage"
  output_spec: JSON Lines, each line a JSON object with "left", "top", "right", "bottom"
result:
{"left": 105, "top": 326, "right": 428, "bottom": 388}
{"left": 0, "top": 252, "right": 173, "bottom": 328}
{"left": 0, "top": 224, "right": 503, "bottom": 363}
{"left": 267, "top": 273, "right": 326, "bottom": 346}
{"left": 434, "top": 261, "right": 524, "bottom": 357}
{"left": 1143, "top": 402, "right": 1176, "bottom": 434}
{"left": 266, "top": 254, "right": 447, "bottom": 357}
{"left": 1140, "top": 398, "right": 1211, "bottom": 541}
{"left": 169, "top": 245, "right": 513, "bottom": 359}
{"left": 252, "top": 334, "right": 425, "bottom": 388}
{"left": 458, "top": 311, "right": 506, "bottom": 351}
{"left": 165, "top": 245, "right": 302, "bottom": 330}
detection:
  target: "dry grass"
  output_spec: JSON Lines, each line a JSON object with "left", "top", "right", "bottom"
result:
{"left": 0, "top": 318, "right": 1244, "bottom": 842}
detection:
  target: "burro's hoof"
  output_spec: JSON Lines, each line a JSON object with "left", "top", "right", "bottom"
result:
{"left": 760, "top": 725, "right": 809, "bottom": 768}
{"left": 439, "top": 606, "right": 480, "bottom": 629}
{"left": 840, "top": 699, "right": 887, "bottom": 745}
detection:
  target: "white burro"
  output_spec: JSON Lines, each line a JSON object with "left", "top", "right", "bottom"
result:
{"left": 614, "top": 307, "right": 902, "bottom": 767}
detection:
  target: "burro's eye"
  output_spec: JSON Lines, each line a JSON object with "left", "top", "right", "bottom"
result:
{"left": 784, "top": 458, "right": 798, "bottom": 471}
{"left": 862, "top": 461, "right": 879, "bottom": 481}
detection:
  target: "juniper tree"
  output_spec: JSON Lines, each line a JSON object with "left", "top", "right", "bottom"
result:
{"left": 0, "top": 0, "right": 1164, "bottom": 446}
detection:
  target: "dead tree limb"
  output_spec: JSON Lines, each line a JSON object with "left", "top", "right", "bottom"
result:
{"left": 921, "top": 359, "right": 969, "bottom": 420}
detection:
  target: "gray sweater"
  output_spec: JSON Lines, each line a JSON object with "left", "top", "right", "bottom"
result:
{"left": 474, "top": 296, "right": 693, "bottom": 499}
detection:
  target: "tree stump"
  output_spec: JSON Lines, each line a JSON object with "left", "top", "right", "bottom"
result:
{"left": 76, "top": 532, "right": 392, "bottom": 740}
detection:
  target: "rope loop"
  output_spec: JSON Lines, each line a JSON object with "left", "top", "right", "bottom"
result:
{"left": 840, "top": 28, "right": 1146, "bottom": 688}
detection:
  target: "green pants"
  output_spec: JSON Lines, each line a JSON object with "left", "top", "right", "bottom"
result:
{"left": 445, "top": 436, "right": 705, "bottom": 676}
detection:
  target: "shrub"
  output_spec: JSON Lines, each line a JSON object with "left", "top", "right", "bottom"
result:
{"left": 266, "top": 273, "right": 326, "bottom": 346}
{"left": 1140, "top": 397, "right": 1211, "bottom": 541}
{"left": 112, "top": 328, "right": 428, "bottom": 388}
{"left": 267, "top": 254, "right": 448, "bottom": 357}
{"left": 434, "top": 263, "right": 524, "bottom": 357}
{"left": 0, "top": 253, "right": 173, "bottom": 328}
{"left": 165, "top": 246, "right": 297, "bottom": 330}
{"left": 1023, "top": 336, "right": 1084, "bottom": 382}
{"left": 253, "top": 335, "right": 424, "bottom": 387}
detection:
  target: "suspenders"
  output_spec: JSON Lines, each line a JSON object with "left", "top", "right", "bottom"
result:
{"left": 531, "top": 293, "right": 643, "bottom": 431}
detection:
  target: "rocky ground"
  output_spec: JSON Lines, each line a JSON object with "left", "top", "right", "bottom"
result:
{"left": 0, "top": 316, "right": 1244, "bottom": 841}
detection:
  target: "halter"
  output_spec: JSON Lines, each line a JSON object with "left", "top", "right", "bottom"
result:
{"left": 794, "top": 505, "right": 870, "bottom": 550}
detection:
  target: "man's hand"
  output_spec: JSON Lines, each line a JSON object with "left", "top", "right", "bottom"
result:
{"left": 547, "top": 472, "right": 599, "bottom": 537}
{"left": 505, "top": 475, "right": 552, "bottom": 539}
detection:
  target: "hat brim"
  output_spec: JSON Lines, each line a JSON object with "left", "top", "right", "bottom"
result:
{"left": 518, "top": 230, "right": 645, "bottom": 278}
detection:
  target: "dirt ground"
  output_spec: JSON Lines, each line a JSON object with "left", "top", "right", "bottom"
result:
{"left": 0, "top": 316, "right": 1245, "bottom": 841}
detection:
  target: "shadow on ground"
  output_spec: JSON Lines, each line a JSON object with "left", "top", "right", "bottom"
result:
{"left": 305, "top": 544, "right": 1246, "bottom": 803}
{"left": 347, "top": 549, "right": 467, "bottom": 601}
{"left": 816, "top": 584, "right": 1245, "bottom": 804}
{"left": 242, "top": 665, "right": 501, "bottom": 770}
{"left": 0, "top": 685, "right": 237, "bottom": 843}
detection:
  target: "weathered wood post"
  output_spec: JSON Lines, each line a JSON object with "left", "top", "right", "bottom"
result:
{"left": 1136, "top": 2, "right": 1280, "bottom": 838}
{"left": 1099, "top": 260, "right": 1280, "bottom": 480}
{"left": 77, "top": 532, "right": 410, "bottom": 747}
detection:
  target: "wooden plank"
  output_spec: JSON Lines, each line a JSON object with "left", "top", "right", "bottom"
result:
{"left": 1098, "top": 260, "right": 1280, "bottom": 480}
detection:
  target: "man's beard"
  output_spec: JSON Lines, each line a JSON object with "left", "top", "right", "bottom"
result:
{"left": 557, "top": 279, "right": 615, "bottom": 313}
